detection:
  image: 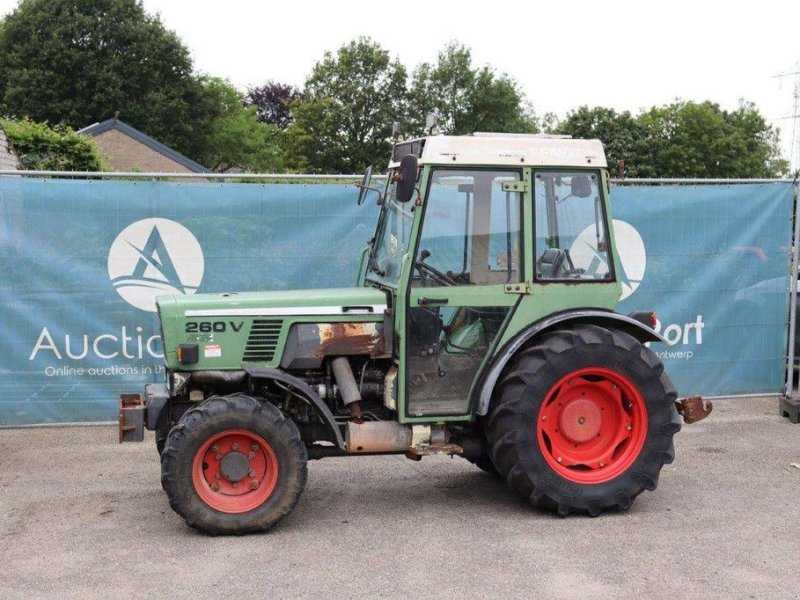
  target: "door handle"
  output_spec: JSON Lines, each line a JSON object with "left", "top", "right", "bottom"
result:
{"left": 418, "top": 297, "right": 449, "bottom": 306}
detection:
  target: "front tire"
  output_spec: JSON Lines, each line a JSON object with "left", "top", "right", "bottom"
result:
{"left": 161, "top": 393, "right": 307, "bottom": 535}
{"left": 486, "top": 324, "right": 680, "bottom": 516}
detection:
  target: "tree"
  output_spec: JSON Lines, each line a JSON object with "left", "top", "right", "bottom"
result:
{"left": 245, "top": 81, "right": 304, "bottom": 129}
{"left": 1, "top": 118, "right": 105, "bottom": 171}
{"left": 637, "top": 100, "right": 788, "bottom": 178}
{"left": 558, "top": 101, "right": 788, "bottom": 178}
{"left": 194, "top": 78, "right": 284, "bottom": 173}
{"left": 408, "top": 43, "right": 535, "bottom": 136}
{"left": 285, "top": 37, "right": 407, "bottom": 173}
{"left": 0, "top": 0, "right": 207, "bottom": 161}
{"left": 558, "top": 106, "right": 646, "bottom": 176}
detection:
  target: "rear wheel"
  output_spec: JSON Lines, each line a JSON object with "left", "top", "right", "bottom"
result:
{"left": 161, "top": 393, "right": 307, "bottom": 535}
{"left": 486, "top": 324, "right": 679, "bottom": 516}
{"left": 466, "top": 453, "right": 500, "bottom": 477}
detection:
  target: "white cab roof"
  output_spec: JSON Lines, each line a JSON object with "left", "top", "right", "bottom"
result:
{"left": 390, "top": 133, "right": 607, "bottom": 169}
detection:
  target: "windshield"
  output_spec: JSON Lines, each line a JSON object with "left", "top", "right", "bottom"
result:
{"left": 366, "top": 176, "right": 415, "bottom": 287}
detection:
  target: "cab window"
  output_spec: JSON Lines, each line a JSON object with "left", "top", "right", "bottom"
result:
{"left": 413, "top": 170, "right": 521, "bottom": 287}
{"left": 534, "top": 171, "right": 613, "bottom": 281}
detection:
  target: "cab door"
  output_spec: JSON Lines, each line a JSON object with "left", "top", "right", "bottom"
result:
{"left": 402, "top": 168, "right": 527, "bottom": 419}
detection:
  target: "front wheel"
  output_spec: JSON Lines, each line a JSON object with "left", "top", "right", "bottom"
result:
{"left": 486, "top": 324, "right": 680, "bottom": 516}
{"left": 161, "top": 393, "right": 307, "bottom": 535}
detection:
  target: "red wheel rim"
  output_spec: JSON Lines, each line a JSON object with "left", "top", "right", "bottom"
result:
{"left": 192, "top": 429, "right": 279, "bottom": 513}
{"left": 536, "top": 367, "right": 647, "bottom": 484}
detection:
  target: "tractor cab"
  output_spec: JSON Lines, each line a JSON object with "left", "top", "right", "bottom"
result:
{"left": 360, "top": 133, "right": 620, "bottom": 420}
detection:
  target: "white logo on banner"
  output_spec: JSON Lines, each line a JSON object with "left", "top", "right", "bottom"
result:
{"left": 570, "top": 219, "right": 646, "bottom": 301}
{"left": 108, "top": 218, "right": 204, "bottom": 312}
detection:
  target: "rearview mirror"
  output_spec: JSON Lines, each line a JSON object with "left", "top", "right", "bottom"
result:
{"left": 396, "top": 154, "right": 418, "bottom": 203}
{"left": 571, "top": 175, "right": 592, "bottom": 198}
{"left": 357, "top": 166, "right": 373, "bottom": 206}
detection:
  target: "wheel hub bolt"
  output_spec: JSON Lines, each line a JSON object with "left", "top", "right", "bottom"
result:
{"left": 248, "top": 451, "right": 256, "bottom": 459}
{"left": 599, "top": 461, "right": 605, "bottom": 467}
{"left": 578, "top": 416, "right": 585, "bottom": 424}
{"left": 231, "top": 443, "right": 239, "bottom": 451}
{"left": 611, "top": 384, "right": 617, "bottom": 390}
{"left": 542, "top": 416, "right": 548, "bottom": 421}
{"left": 210, "top": 482, "right": 220, "bottom": 492}
{"left": 626, "top": 424, "right": 632, "bottom": 431}
{"left": 557, "top": 456, "right": 563, "bottom": 463}
{"left": 251, "top": 443, "right": 259, "bottom": 451}
{"left": 248, "top": 470, "right": 256, "bottom": 478}
{"left": 250, "top": 480, "right": 259, "bottom": 490}
{"left": 232, "top": 482, "right": 238, "bottom": 488}
{"left": 215, "top": 473, "right": 221, "bottom": 480}
{"left": 215, "top": 453, "right": 222, "bottom": 460}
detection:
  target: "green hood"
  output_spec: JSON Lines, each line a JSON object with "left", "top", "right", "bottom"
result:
{"left": 155, "top": 287, "right": 390, "bottom": 370}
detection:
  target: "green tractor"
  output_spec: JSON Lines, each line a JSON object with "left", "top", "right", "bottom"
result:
{"left": 119, "top": 133, "right": 710, "bottom": 534}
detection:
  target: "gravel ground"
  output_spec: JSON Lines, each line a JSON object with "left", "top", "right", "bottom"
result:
{"left": 1, "top": 396, "right": 799, "bottom": 599}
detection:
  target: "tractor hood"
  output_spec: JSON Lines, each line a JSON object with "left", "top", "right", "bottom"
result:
{"left": 155, "top": 287, "right": 390, "bottom": 370}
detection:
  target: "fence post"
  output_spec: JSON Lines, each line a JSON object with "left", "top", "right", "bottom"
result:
{"left": 785, "top": 181, "right": 800, "bottom": 398}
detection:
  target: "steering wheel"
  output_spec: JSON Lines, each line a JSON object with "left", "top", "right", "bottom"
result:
{"left": 415, "top": 250, "right": 458, "bottom": 286}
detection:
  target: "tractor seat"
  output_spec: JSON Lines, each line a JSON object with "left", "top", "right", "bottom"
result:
{"left": 536, "top": 248, "right": 567, "bottom": 279}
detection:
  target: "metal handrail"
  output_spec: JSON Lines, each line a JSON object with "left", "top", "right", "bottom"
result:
{"left": 0, "top": 170, "right": 386, "bottom": 180}
{"left": 611, "top": 178, "right": 793, "bottom": 184}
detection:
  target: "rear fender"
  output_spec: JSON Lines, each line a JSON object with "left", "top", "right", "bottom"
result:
{"left": 473, "top": 309, "right": 668, "bottom": 416}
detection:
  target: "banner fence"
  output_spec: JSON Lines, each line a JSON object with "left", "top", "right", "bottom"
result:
{"left": 0, "top": 175, "right": 795, "bottom": 425}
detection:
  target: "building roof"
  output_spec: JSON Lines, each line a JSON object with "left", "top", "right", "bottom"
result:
{"left": 389, "top": 133, "right": 607, "bottom": 169}
{"left": 77, "top": 117, "right": 209, "bottom": 173}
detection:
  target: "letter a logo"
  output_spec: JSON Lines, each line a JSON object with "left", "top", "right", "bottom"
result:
{"left": 108, "top": 218, "right": 204, "bottom": 312}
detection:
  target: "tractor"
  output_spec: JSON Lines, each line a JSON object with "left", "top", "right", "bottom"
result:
{"left": 119, "top": 132, "right": 710, "bottom": 535}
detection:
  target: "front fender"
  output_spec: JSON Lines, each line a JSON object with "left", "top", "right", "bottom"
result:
{"left": 241, "top": 364, "right": 345, "bottom": 450}
{"left": 473, "top": 309, "right": 668, "bottom": 416}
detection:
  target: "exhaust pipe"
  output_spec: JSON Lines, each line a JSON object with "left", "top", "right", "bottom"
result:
{"left": 345, "top": 421, "right": 412, "bottom": 453}
{"left": 331, "top": 356, "right": 363, "bottom": 420}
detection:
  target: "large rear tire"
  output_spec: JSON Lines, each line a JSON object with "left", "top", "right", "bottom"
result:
{"left": 486, "top": 324, "right": 680, "bottom": 516}
{"left": 466, "top": 453, "right": 500, "bottom": 477}
{"left": 161, "top": 393, "right": 307, "bottom": 535}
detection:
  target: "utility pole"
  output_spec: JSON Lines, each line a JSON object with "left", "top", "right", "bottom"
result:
{"left": 774, "top": 64, "right": 800, "bottom": 173}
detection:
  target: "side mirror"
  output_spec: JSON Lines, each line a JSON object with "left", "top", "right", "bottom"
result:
{"left": 357, "top": 166, "right": 373, "bottom": 206}
{"left": 571, "top": 175, "right": 593, "bottom": 198}
{"left": 396, "top": 154, "right": 418, "bottom": 203}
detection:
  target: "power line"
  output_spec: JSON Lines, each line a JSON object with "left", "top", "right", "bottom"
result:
{"left": 774, "top": 63, "right": 800, "bottom": 171}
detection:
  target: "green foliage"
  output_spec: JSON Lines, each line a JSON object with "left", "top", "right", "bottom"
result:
{"left": 284, "top": 37, "right": 408, "bottom": 173}
{"left": 0, "top": 6, "right": 787, "bottom": 179}
{"left": 557, "top": 106, "right": 645, "bottom": 175}
{"left": 1, "top": 118, "right": 104, "bottom": 171}
{"left": 0, "top": 0, "right": 206, "bottom": 161}
{"left": 559, "top": 101, "right": 788, "bottom": 178}
{"left": 408, "top": 43, "right": 535, "bottom": 136}
{"left": 194, "top": 78, "right": 284, "bottom": 173}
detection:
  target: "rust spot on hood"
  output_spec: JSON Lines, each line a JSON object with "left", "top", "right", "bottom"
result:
{"left": 314, "top": 322, "right": 388, "bottom": 358}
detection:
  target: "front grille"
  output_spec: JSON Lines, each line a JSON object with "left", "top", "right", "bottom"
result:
{"left": 243, "top": 320, "right": 283, "bottom": 362}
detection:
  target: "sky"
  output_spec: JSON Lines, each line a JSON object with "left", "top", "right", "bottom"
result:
{"left": 1, "top": 0, "right": 799, "bottom": 169}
